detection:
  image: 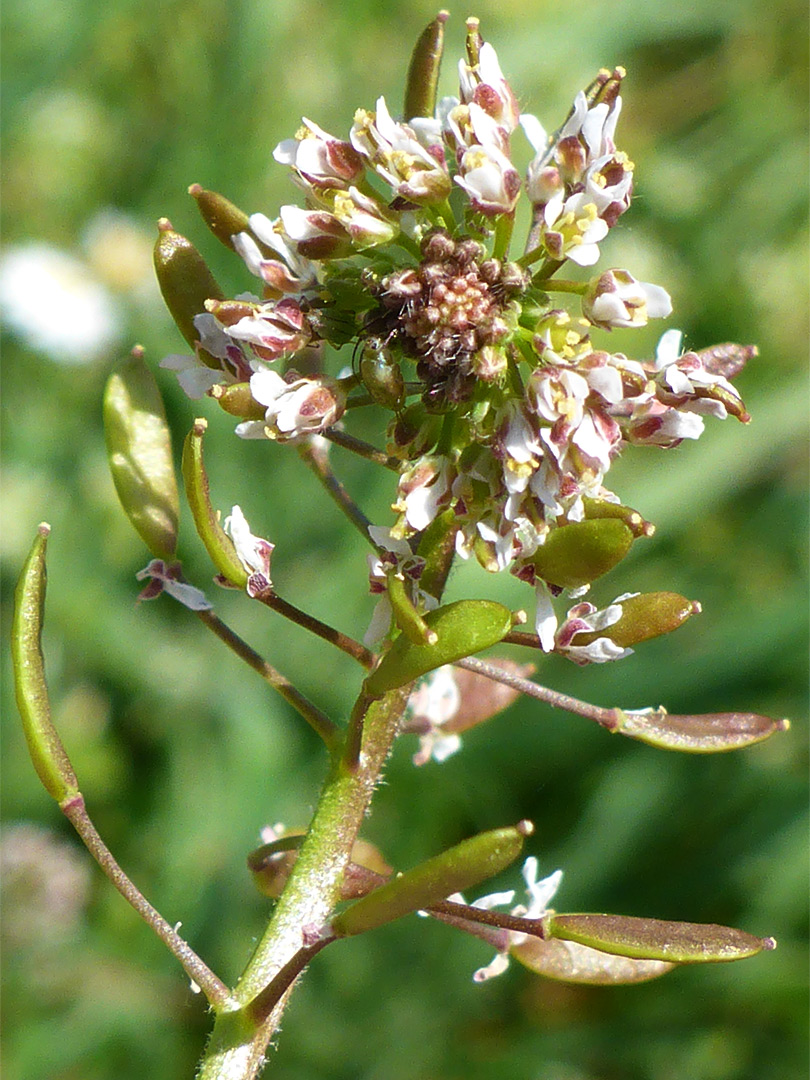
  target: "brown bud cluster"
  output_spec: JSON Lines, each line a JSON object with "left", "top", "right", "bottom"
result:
{"left": 365, "top": 229, "right": 528, "bottom": 408}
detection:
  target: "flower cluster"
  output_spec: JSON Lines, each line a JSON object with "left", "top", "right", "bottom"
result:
{"left": 161, "top": 17, "right": 753, "bottom": 652}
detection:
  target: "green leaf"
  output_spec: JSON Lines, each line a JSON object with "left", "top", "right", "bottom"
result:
{"left": 12, "top": 524, "right": 80, "bottom": 805}
{"left": 364, "top": 599, "right": 513, "bottom": 697}
{"left": 103, "top": 349, "right": 180, "bottom": 560}
{"left": 546, "top": 913, "right": 776, "bottom": 963}
{"left": 332, "top": 823, "right": 529, "bottom": 937}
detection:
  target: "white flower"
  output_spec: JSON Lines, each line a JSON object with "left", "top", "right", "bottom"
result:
{"left": 407, "top": 666, "right": 463, "bottom": 766}
{"left": 472, "top": 857, "right": 564, "bottom": 982}
{"left": 223, "top": 505, "right": 274, "bottom": 585}
{"left": 135, "top": 560, "right": 212, "bottom": 611}
{"left": 0, "top": 243, "right": 123, "bottom": 363}
{"left": 554, "top": 596, "right": 635, "bottom": 664}
{"left": 235, "top": 369, "right": 345, "bottom": 442}
{"left": 583, "top": 270, "right": 672, "bottom": 329}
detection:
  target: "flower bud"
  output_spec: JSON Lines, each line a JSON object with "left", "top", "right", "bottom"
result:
{"left": 545, "top": 913, "right": 775, "bottom": 964}
{"left": 332, "top": 822, "right": 531, "bottom": 938}
{"left": 532, "top": 519, "right": 634, "bottom": 590}
{"left": 104, "top": 349, "right": 180, "bottom": 561}
{"left": 153, "top": 220, "right": 224, "bottom": 361}
{"left": 364, "top": 599, "right": 514, "bottom": 698}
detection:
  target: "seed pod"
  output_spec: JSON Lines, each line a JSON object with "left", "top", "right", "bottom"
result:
{"left": 545, "top": 913, "right": 776, "bottom": 964}
{"left": 364, "top": 599, "right": 514, "bottom": 698}
{"left": 614, "top": 707, "right": 789, "bottom": 753}
{"left": 210, "top": 382, "right": 266, "bottom": 420}
{"left": 533, "top": 519, "right": 634, "bottom": 590}
{"left": 572, "top": 592, "right": 700, "bottom": 649}
{"left": 513, "top": 935, "right": 674, "bottom": 985}
{"left": 153, "top": 219, "right": 224, "bottom": 362}
{"left": 404, "top": 11, "right": 447, "bottom": 121}
{"left": 581, "top": 496, "right": 654, "bottom": 539}
{"left": 189, "top": 184, "right": 250, "bottom": 253}
{"left": 332, "top": 822, "right": 531, "bottom": 937}
{"left": 182, "top": 419, "right": 247, "bottom": 588}
{"left": 104, "top": 348, "right": 180, "bottom": 560}
{"left": 12, "top": 524, "right": 80, "bottom": 805}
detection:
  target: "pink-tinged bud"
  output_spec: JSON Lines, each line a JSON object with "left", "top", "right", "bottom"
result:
{"left": 472, "top": 345, "right": 508, "bottom": 382}
{"left": 582, "top": 269, "right": 672, "bottom": 329}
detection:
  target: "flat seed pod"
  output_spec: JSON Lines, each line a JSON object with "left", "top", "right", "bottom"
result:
{"left": 513, "top": 935, "right": 674, "bottom": 985}
{"left": 364, "top": 599, "right": 513, "bottom": 698}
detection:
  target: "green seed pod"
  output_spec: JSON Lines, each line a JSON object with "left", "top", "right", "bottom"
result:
{"left": 403, "top": 11, "right": 447, "bottom": 121}
{"left": 153, "top": 219, "right": 224, "bottom": 362}
{"left": 614, "top": 707, "right": 789, "bottom": 753}
{"left": 364, "top": 599, "right": 514, "bottom": 698}
{"left": 573, "top": 592, "right": 700, "bottom": 649}
{"left": 332, "top": 822, "right": 531, "bottom": 938}
{"left": 385, "top": 571, "right": 436, "bottom": 646}
{"left": 512, "top": 935, "right": 675, "bottom": 985}
{"left": 546, "top": 913, "right": 776, "bottom": 965}
{"left": 581, "top": 496, "right": 655, "bottom": 539}
{"left": 210, "top": 382, "right": 266, "bottom": 420}
{"left": 12, "top": 524, "right": 80, "bottom": 805}
{"left": 533, "top": 519, "right": 634, "bottom": 590}
{"left": 189, "top": 184, "right": 251, "bottom": 253}
{"left": 360, "top": 342, "right": 405, "bottom": 411}
{"left": 182, "top": 419, "right": 247, "bottom": 588}
{"left": 104, "top": 349, "right": 180, "bottom": 561}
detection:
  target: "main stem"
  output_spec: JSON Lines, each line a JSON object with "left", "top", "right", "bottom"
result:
{"left": 195, "top": 684, "right": 412, "bottom": 1080}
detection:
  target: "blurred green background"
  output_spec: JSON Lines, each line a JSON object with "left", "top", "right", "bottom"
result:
{"left": 2, "top": 0, "right": 807, "bottom": 1077}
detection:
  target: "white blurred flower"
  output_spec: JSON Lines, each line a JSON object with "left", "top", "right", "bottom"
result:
{"left": 0, "top": 242, "right": 123, "bottom": 363}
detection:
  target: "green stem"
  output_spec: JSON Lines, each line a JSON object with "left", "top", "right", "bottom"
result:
{"left": 492, "top": 213, "right": 515, "bottom": 261}
{"left": 196, "top": 609, "right": 339, "bottom": 747}
{"left": 253, "top": 586, "right": 374, "bottom": 669}
{"left": 543, "top": 278, "right": 587, "bottom": 295}
{"left": 297, "top": 438, "right": 374, "bottom": 543}
{"left": 321, "top": 428, "right": 401, "bottom": 472}
{"left": 195, "top": 684, "right": 413, "bottom": 1080}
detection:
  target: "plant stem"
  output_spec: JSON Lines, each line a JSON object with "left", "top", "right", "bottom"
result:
{"left": 298, "top": 438, "right": 374, "bottom": 543}
{"left": 253, "top": 587, "right": 374, "bottom": 668}
{"left": 196, "top": 609, "right": 339, "bottom": 747}
{"left": 321, "top": 428, "right": 401, "bottom": 471}
{"left": 195, "top": 684, "right": 413, "bottom": 1080}
{"left": 61, "top": 794, "right": 232, "bottom": 1008}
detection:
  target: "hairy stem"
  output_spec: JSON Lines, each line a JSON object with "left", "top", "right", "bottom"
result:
{"left": 196, "top": 684, "right": 412, "bottom": 1080}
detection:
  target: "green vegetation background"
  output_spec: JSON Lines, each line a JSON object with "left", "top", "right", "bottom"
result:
{"left": 2, "top": 1, "right": 807, "bottom": 1078}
